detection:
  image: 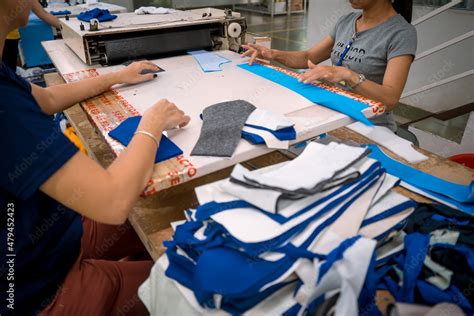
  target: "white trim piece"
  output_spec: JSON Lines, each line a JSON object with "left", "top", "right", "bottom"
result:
{"left": 414, "top": 31, "right": 474, "bottom": 61}
{"left": 412, "top": 0, "right": 463, "bottom": 26}
{"left": 401, "top": 70, "right": 474, "bottom": 98}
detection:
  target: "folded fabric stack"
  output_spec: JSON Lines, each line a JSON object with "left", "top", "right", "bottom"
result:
{"left": 162, "top": 142, "right": 419, "bottom": 315}
{"left": 242, "top": 108, "right": 296, "bottom": 150}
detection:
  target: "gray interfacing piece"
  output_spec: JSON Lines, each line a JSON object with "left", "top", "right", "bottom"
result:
{"left": 191, "top": 100, "right": 256, "bottom": 157}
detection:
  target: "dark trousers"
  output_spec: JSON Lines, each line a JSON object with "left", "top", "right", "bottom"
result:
{"left": 2, "top": 39, "right": 20, "bottom": 71}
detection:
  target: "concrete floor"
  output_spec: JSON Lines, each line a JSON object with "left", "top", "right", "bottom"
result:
{"left": 236, "top": 10, "right": 472, "bottom": 148}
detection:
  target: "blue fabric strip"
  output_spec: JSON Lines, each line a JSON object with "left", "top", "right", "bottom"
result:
{"left": 361, "top": 200, "right": 417, "bottom": 228}
{"left": 238, "top": 63, "right": 373, "bottom": 126}
{"left": 108, "top": 116, "right": 183, "bottom": 163}
{"left": 50, "top": 10, "right": 71, "bottom": 16}
{"left": 241, "top": 125, "right": 297, "bottom": 145}
{"left": 245, "top": 124, "right": 297, "bottom": 140}
{"left": 368, "top": 144, "right": 474, "bottom": 208}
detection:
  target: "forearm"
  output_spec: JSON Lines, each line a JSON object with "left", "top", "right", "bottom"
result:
{"left": 272, "top": 49, "right": 311, "bottom": 69}
{"left": 46, "top": 72, "right": 121, "bottom": 113}
{"left": 32, "top": 2, "right": 61, "bottom": 29}
{"left": 347, "top": 73, "right": 400, "bottom": 111}
{"left": 105, "top": 133, "right": 160, "bottom": 222}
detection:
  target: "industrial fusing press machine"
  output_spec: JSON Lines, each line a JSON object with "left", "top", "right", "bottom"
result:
{"left": 59, "top": 8, "right": 250, "bottom": 66}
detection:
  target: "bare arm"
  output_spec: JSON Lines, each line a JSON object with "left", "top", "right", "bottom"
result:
{"left": 31, "top": 1, "right": 61, "bottom": 29}
{"left": 299, "top": 55, "right": 414, "bottom": 111}
{"left": 31, "top": 61, "right": 160, "bottom": 115}
{"left": 348, "top": 56, "right": 413, "bottom": 110}
{"left": 241, "top": 36, "right": 334, "bottom": 69}
{"left": 40, "top": 100, "right": 191, "bottom": 225}
{"left": 273, "top": 36, "right": 335, "bottom": 68}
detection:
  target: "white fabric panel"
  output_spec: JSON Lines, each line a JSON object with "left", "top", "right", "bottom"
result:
{"left": 348, "top": 122, "right": 428, "bottom": 163}
{"left": 245, "top": 108, "right": 294, "bottom": 131}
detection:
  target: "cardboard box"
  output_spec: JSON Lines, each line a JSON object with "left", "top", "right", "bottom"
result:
{"left": 290, "top": 0, "right": 304, "bottom": 11}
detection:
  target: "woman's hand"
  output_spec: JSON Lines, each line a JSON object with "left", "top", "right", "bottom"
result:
{"left": 139, "top": 99, "right": 191, "bottom": 137}
{"left": 298, "top": 61, "right": 356, "bottom": 85}
{"left": 241, "top": 43, "right": 275, "bottom": 65}
{"left": 115, "top": 61, "right": 161, "bottom": 85}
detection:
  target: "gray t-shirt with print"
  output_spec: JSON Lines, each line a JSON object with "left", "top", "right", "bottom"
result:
{"left": 329, "top": 13, "right": 417, "bottom": 131}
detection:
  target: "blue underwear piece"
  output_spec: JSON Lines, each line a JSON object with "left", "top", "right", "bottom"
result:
{"left": 188, "top": 50, "right": 231, "bottom": 72}
{"left": 108, "top": 116, "right": 183, "bottom": 163}
{"left": 238, "top": 63, "right": 373, "bottom": 126}
{"left": 50, "top": 10, "right": 71, "bottom": 16}
{"left": 77, "top": 8, "right": 118, "bottom": 22}
{"left": 367, "top": 144, "right": 474, "bottom": 213}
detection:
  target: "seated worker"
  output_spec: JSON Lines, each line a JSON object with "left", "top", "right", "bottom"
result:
{"left": 242, "top": 0, "right": 417, "bottom": 132}
{"left": 3, "top": 0, "right": 61, "bottom": 71}
{"left": 0, "top": 0, "right": 190, "bottom": 315}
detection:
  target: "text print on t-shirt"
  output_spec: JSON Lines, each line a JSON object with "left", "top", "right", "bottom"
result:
{"left": 332, "top": 41, "right": 365, "bottom": 63}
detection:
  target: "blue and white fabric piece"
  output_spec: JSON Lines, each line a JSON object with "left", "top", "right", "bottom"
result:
{"left": 241, "top": 108, "right": 296, "bottom": 149}
{"left": 152, "top": 142, "right": 422, "bottom": 315}
{"left": 198, "top": 107, "right": 297, "bottom": 150}
{"left": 368, "top": 144, "right": 474, "bottom": 214}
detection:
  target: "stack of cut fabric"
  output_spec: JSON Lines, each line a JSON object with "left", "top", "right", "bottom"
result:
{"left": 241, "top": 108, "right": 296, "bottom": 150}
{"left": 160, "top": 142, "right": 420, "bottom": 315}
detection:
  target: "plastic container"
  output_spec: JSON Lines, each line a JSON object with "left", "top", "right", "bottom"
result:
{"left": 448, "top": 154, "right": 474, "bottom": 169}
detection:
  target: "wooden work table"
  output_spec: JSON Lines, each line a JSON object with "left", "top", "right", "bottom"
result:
{"left": 45, "top": 73, "right": 474, "bottom": 262}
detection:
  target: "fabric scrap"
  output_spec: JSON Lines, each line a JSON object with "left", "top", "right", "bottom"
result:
{"left": 188, "top": 50, "right": 231, "bottom": 72}
{"left": 191, "top": 100, "right": 256, "bottom": 157}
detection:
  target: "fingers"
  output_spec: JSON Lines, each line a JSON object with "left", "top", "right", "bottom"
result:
{"left": 308, "top": 60, "right": 316, "bottom": 69}
{"left": 248, "top": 51, "right": 258, "bottom": 65}
{"left": 299, "top": 69, "right": 320, "bottom": 84}
{"left": 247, "top": 43, "right": 262, "bottom": 50}
{"left": 178, "top": 115, "right": 191, "bottom": 128}
{"left": 240, "top": 49, "right": 254, "bottom": 58}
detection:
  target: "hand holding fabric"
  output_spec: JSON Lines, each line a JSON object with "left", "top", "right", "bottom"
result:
{"left": 139, "top": 99, "right": 191, "bottom": 138}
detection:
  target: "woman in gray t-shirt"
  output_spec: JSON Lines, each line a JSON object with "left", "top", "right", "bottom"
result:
{"left": 242, "top": 0, "right": 417, "bottom": 132}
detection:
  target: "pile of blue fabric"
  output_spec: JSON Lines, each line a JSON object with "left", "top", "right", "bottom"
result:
{"left": 359, "top": 203, "right": 474, "bottom": 315}
{"left": 162, "top": 142, "right": 424, "bottom": 315}
{"left": 77, "top": 8, "right": 117, "bottom": 23}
